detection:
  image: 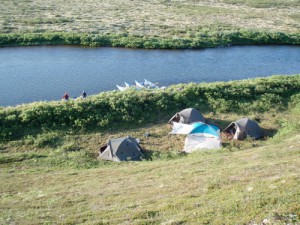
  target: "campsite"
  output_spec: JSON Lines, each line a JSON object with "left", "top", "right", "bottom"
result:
{"left": 1, "top": 0, "right": 300, "bottom": 224}
{"left": 1, "top": 75, "right": 300, "bottom": 224}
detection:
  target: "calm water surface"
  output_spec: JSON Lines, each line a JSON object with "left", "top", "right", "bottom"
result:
{"left": 0, "top": 46, "right": 299, "bottom": 106}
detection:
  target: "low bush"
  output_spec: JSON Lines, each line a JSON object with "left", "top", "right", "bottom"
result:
{"left": 0, "top": 75, "right": 299, "bottom": 141}
{"left": 274, "top": 95, "right": 300, "bottom": 139}
{"left": 33, "top": 132, "right": 61, "bottom": 148}
{"left": 0, "top": 31, "right": 299, "bottom": 49}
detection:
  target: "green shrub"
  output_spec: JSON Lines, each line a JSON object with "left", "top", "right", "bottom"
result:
{"left": 0, "top": 31, "right": 299, "bottom": 48}
{"left": 289, "top": 93, "right": 300, "bottom": 108}
{"left": 251, "top": 93, "right": 283, "bottom": 112}
{"left": 33, "top": 132, "right": 61, "bottom": 148}
{"left": 0, "top": 75, "right": 299, "bottom": 142}
{"left": 273, "top": 94, "right": 300, "bottom": 139}
{"left": 274, "top": 118, "right": 300, "bottom": 139}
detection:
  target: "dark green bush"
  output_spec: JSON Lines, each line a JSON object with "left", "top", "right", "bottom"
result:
{"left": 0, "top": 75, "right": 299, "bottom": 141}
{"left": 0, "top": 31, "right": 299, "bottom": 48}
{"left": 251, "top": 93, "right": 283, "bottom": 112}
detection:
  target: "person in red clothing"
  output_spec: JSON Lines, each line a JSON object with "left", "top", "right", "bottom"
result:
{"left": 62, "top": 92, "right": 69, "bottom": 100}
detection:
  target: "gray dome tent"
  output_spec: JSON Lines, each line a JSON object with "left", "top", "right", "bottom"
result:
{"left": 99, "top": 136, "right": 143, "bottom": 162}
{"left": 223, "top": 118, "right": 264, "bottom": 140}
{"left": 168, "top": 108, "right": 205, "bottom": 124}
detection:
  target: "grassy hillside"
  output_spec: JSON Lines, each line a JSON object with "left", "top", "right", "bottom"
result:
{"left": 0, "top": 76, "right": 300, "bottom": 224}
{"left": 0, "top": 0, "right": 299, "bottom": 48}
{"left": 0, "top": 135, "right": 299, "bottom": 224}
{"left": 0, "top": 105, "right": 299, "bottom": 224}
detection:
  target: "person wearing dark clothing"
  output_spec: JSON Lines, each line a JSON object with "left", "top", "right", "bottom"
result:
{"left": 62, "top": 92, "right": 69, "bottom": 100}
{"left": 81, "top": 91, "right": 87, "bottom": 98}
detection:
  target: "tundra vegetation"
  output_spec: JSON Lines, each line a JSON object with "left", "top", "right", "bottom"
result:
{"left": 1, "top": 75, "right": 300, "bottom": 224}
{"left": 0, "top": 0, "right": 300, "bottom": 48}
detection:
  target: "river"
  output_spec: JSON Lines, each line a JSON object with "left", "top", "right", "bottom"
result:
{"left": 0, "top": 45, "right": 299, "bottom": 106}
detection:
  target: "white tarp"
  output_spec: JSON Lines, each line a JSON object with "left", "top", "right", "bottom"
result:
{"left": 170, "top": 122, "right": 196, "bottom": 135}
{"left": 183, "top": 134, "right": 221, "bottom": 153}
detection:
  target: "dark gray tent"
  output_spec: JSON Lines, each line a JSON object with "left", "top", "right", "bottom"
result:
{"left": 99, "top": 136, "right": 143, "bottom": 162}
{"left": 168, "top": 108, "right": 205, "bottom": 124}
{"left": 223, "top": 118, "right": 264, "bottom": 140}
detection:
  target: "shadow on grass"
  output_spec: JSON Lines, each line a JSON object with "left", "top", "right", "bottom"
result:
{"left": 263, "top": 128, "right": 277, "bottom": 138}
{"left": 141, "top": 148, "right": 187, "bottom": 161}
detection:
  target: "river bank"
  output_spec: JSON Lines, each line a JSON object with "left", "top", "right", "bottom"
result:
{"left": 1, "top": 74, "right": 299, "bottom": 141}
{"left": 1, "top": 31, "right": 300, "bottom": 49}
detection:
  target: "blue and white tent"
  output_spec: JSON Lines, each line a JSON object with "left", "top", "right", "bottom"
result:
{"left": 171, "top": 122, "right": 221, "bottom": 153}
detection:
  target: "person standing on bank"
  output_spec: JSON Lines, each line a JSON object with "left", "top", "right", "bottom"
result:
{"left": 62, "top": 92, "right": 69, "bottom": 100}
{"left": 81, "top": 91, "right": 87, "bottom": 99}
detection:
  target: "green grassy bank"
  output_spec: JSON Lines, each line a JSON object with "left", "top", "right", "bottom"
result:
{"left": 0, "top": 31, "right": 300, "bottom": 48}
{"left": 0, "top": 75, "right": 300, "bottom": 224}
{"left": 1, "top": 75, "right": 300, "bottom": 142}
